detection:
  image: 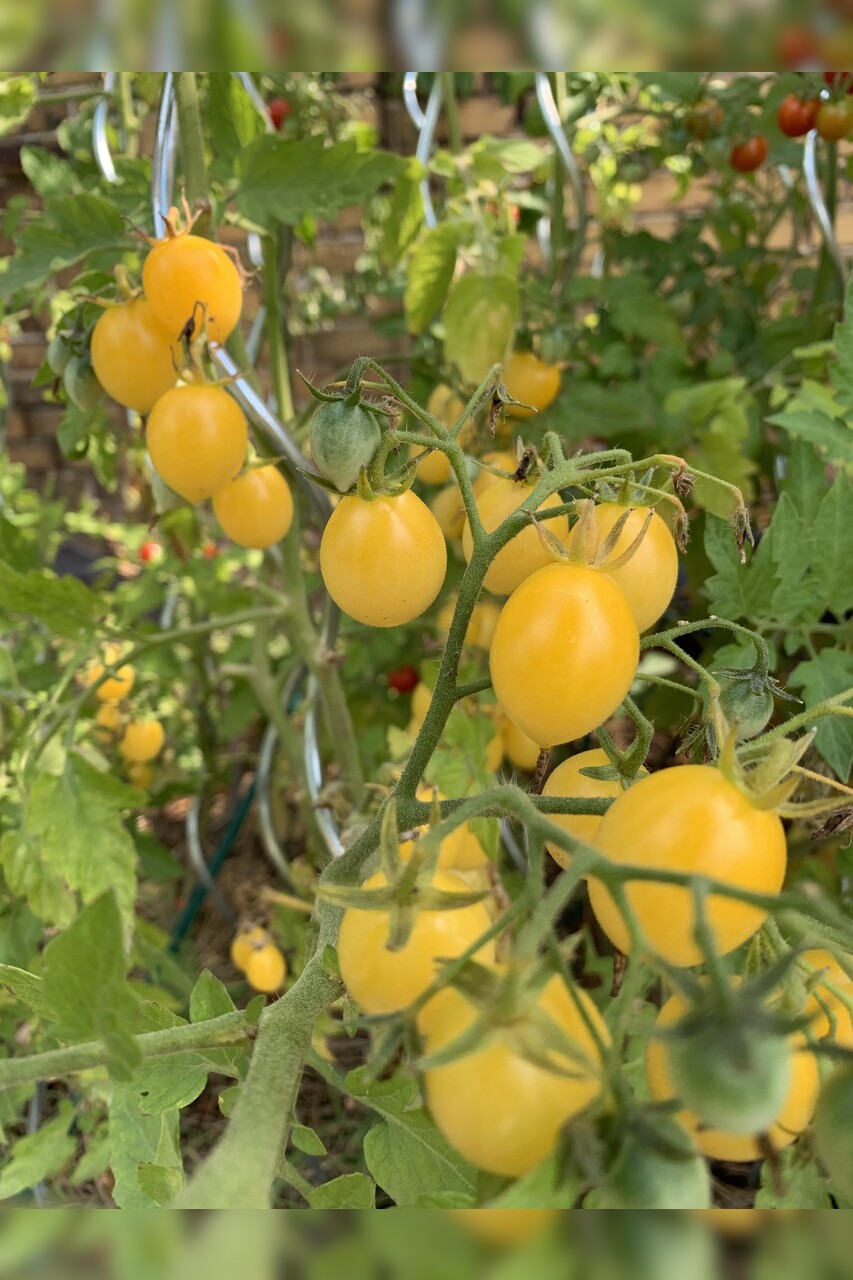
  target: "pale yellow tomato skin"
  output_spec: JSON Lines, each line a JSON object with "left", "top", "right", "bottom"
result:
{"left": 420, "top": 974, "right": 609, "bottom": 1177}
{"left": 94, "top": 702, "right": 123, "bottom": 734}
{"left": 500, "top": 718, "right": 541, "bottom": 772}
{"left": 588, "top": 765, "right": 787, "bottom": 967}
{"left": 85, "top": 644, "right": 135, "bottom": 702}
{"left": 410, "top": 682, "right": 432, "bottom": 726}
{"left": 147, "top": 385, "right": 248, "bottom": 503}
{"left": 337, "top": 869, "right": 495, "bottom": 1015}
{"left": 142, "top": 233, "right": 243, "bottom": 344}
{"left": 213, "top": 466, "right": 294, "bottom": 549}
{"left": 569, "top": 502, "right": 679, "bottom": 633}
{"left": 646, "top": 990, "right": 820, "bottom": 1161}
{"left": 450, "top": 1209, "right": 557, "bottom": 1245}
{"left": 320, "top": 491, "right": 447, "bottom": 628}
{"left": 416, "top": 386, "right": 473, "bottom": 484}
{"left": 803, "top": 949, "right": 853, "bottom": 1048}
{"left": 245, "top": 943, "right": 287, "bottom": 993}
{"left": 230, "top": 925, "right": 268, "bottom": 973}
{"left": 126, "top": 762, "right": 153, "bottom": 790}
{"left": 490, "top": 563, "right": 639, "bottom": 748}
{"left": 542, "top": 749, "right": 646, "bottom": 868}
{"left": 462, "top": 479, "right": 568, "bottom": 596}
{"left": 472, "top": 450, "right": 519, "bottom": 497}
{"left": 90, "top": 298, "right": 179, "bottom": 414}
{"left": 119, "top": 719, "right": 165, "bottom": 764}
{"left": 431, "top": 486, "right": 466, "bottom": 542}
{"left": 502, "top": 351, "right": 561, "bottom": 419}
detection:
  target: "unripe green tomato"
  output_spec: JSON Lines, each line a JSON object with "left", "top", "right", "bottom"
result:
{"left": 717, "top": 673, "right": 774, "bottom": 740}
{"left": 669, "top": 1025, "right": 791, "bottom": 1135}
{"left": 599, "top": 1121, "right": 711, "bottom": 1210}
{"left": 309, "top": 399, "right": 382, "bottom": 493}
{"left": 63, "top": 355, "right": 103, "bottom": 411}
{"left": 47, "top": 334, "right": 72, "bottom": 376}
{"left": 813, "top": 1067, "right": 853, "bottom": 1202}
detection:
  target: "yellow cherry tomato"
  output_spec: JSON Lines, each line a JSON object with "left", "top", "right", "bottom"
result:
{"left": 90, "top": 297, "right": 179, "bottom": 414}
{"left": 142, "top": 230, "right": 243, "bottom": 344}
{"left": 410, "top": 682, "right": 432, "bottom": 726}
{"left": 462, "top": 478, "right": 569, "bottom": 596}
{"left": 430, "top": 486, "right": 466, "bottom": 543}
{"left": 472, "top": 450, "right": 519, "bottom": 497}
{"left": 804, "top": 949, "right": 853, "bottom": 1048}
{"left": 147, "top": 384, "right": 248, "bottom": 504}
{"left": 588, "top": 766, "right": 787, "bottom": 967}
{"left": 646, "top": 990, "right": 820, "bottom": 1161}
{"left": 400, "top": 786, "right": 490, "bottom": 871}
{"left": 500, "top": 717, "right": 541, "bottom": 772}
{"left": 502, "top": 351, "right": 561, "bottom": 419}
{"left": 416, "top": 386, "right": 475, "bottom": 485}
{"left": 126, "top": 762, "right": 153, "bottom": 790}
{"left": 490, "top": 563, "right": 639, "bottom": 748}
{"left": 85, "top": 644, "right": 135, "bottom": 703}
{"left": 320, "top": 491, "right": 447, "bottom": 627}
{"left": 569, "top": 502, "right": 679, "bottom": 633}
{"left": 230, "top": 925, "right": 269, "bottom": 973}
{"left": 119, "top": 719, "right": 165, "bottom": 764}
{"left": 94, "top": 702, "right": 123, "bottom": 734}
{"left": 421, "top": 973, "right": 609, "bottom": 1177}
{"left": 337, "top": 868, "right": 495, "bottom": 1015}
{"left": 213, "top": 465, "right": 294, "bottom": 549}
{"left": 542, "top": 749, "right": 646, "bottom": 868}
{"left": 245, "top": 942, "right": 287, "bottom": 994}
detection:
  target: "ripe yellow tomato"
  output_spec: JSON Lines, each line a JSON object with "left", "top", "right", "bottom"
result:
{"left": 420, "top": 973, "right": 609, "bottom": 1176}
{"left": 337, "top": 868, "right": 495, "bottom": 1015}
{"left": 212, "top": 465, "right": 294, "bottom": 549}
{"left": 400, "top": 786, "right": 490, "bottom": 871}
{"left": 436, "top": 598, "right": 501, "bottom": 650}
{"left": 319, "top": 490, "right": 447, "bottom": 627}
{"left": 430, "top": 486, "right": 466, "bottom": 543}
{"left": 90, "top": 297, "right": 179, "bottom": 414}
{"left": 804, "top": 949, "right": 853, "bottom": 1048}
{"left": 119, "top": 719, "right": 165, "bottom": 764}
{"left": 462, "top": 478, "right": 568, "bottom": 596}
{"left": 94, "top": 701, "right": 123, "bottom": 734}
{"left": 502, "top": 351, "right": 561, "bottom": 419}
{"left": 542, "top": 749, "right": 646, "bottom": 868}
{"left": 450, "top": 1209, "right": 557, "bottom": 1245}
{"left": 85, "top": 644, "right": 135, "bottom": 703}
{"left": 147, "top": 385, "right": 248, "bottom": 503}
{"left": 490, "top": 563, "right": 639, "bottom": 748}
{"left": 416, "top": 386, "right": 472, "bottom": 485}
{"left": 142, "top": 231, "right": 243, "bottom": 344}
{"left": 500, "top": 717, "right": 541, "bottom": 771}
{"left": 126, "top": 762, "right": 153, "bottom": 790}
{"left": 588, "top": 766, "right": 787, "bottom": 967}
{"left": 646, "top": 990, "right": 820, "bottom": 1161}
{"left": 230, "top": 925, "right": 268, "bottom": 972}
{"left": 410, "top": 681, "right": 432, "bottom": 726}
{"left": 570, "top": 503, "right": 679, "bottom": 633}
{"left": 245, "top": 942, "right": 287, "bottom": 993}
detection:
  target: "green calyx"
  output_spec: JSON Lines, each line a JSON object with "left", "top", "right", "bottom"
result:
{"left": 597, "top": 1109, "right": 710, "bottom": 1210}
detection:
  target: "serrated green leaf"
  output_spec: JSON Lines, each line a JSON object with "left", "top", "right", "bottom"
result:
{"left": 767, "top": 408, "right": 853, "bottom": 468}
{"left": 108, "top": 1092, "right": 181, "bottom": 1209}
{"left": 813, "top": 473, "right": 853, "bottom": 619}
{"left": 0, "top": 558, "right": 104, "bottom": 636}
{"left": 290, "top": 1124, "right": 326, "bottom": 1157}
{"left": 604, "top": 275, "right": 684, "bottom": 349}
{"left": 137, "top": 1162, "right": 183, "bottom": 1206}
{"left": 0, "top": 194, "right": 128, "bottom": 301}
{"left": 347, "top": 1067, "right": 477, "bottom": 1206}
{"left": 781, "top": 440, "right": 828, "bottom": 525}
{"left": 443, "top": 272, "right": 518, "bottom": 386}
{"left": 0, "top": 76, "right": 37, "bottom": 139}
{"left": 204, "top": 72, "right": 266, "bottom": 183}
{"left": 0, "top": 1102, "right": 76, "bottom": 1202}
{"left": 789, "top": 651, "right": 853, "bottom": 781}
{"left": 755, "top": 1146, "right": 832, "bottom": 1208}
{"left": 379, "top": 160, "right": 424, "bottom": 268}
{"left": 831, "top": 278, "right": 853, "bottom": 414}
{"left": 19, "top": 146, "right": 76, "bottom": 198}
{"left": 308, "top": 1172, "right": 376, "bottom": 1209}
{"left": 236, "top": 136, "right": 402, "bottom": 227}
{"left": 405, "top": 223, "right": 462, "bottom": 335}
{"left": 68, "top": 1131, "right": 111, "bottom": 1188}
{"left": 704, "top": 516, "right": 777, "bottom": 621}
{"left": 0, "top": 830, "right": 76, "bottom": 928}
{"left": 767, "top": 494, "right": 826, "bottom": 623}
{"left": 133, "top": 1056, "right": 209, "bottom": 1116}
{"left": 0, "top": 964, "right": 53, "bottom": 1018}
{"left": 189, "top": 971, "right": 236, "bottom": 1023}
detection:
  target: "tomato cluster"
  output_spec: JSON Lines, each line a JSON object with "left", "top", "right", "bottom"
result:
{"left": 84, "top": 646, "right": 165, "bottom": 790}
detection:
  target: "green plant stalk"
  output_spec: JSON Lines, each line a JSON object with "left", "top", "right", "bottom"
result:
{"left": 263, "top": 229, "right": 296, "bottom": 422}
{"left": 0, "top": 1010, "right": 254, "bottom": 1090}
{"left": 174, "top": 73, "right": 210, "bottom": 209}
{"left": 117, "top": 73, "right": 139, "bottom": 158}
{"left": 441, "top": 73, "right": 464, "bottom": 155}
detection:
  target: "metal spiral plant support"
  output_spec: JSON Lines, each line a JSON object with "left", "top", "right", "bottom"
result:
{"left": 534, "top": 73, "right": 589, "bottom": 276}
{"left": 404, "top": 72, "right": 442, "bottom": 231}
{"left": 803, "top": 129, "right": 847, "bottom": 294}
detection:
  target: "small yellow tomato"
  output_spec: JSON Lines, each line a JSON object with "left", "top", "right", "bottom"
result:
{"left": 541, "top": 749, "right": 646, "bottom": 868}
{"left": 90, "top": 297, "right": 179, "bottom": 414}
{"left": 230, "top": 925, "right": 268, "bottom": 973}
{"left": 430, "top": 485, "right": 466, "bottom": 543}
{"left": 804, "top": 949, "right": 853, "bottom": 1048}
{"left": 119, "top": 719, "right": 165, "bottom": 764}
{"left": 502, "top": 351, "right": 561, "bottom": 418}
{"left": 147, "top": 384, "right": 248, "bottom": 504}
{"left": 472, "top": 450, "right": 519, "bottom": 497}
{"left": 245, "top": 942, "right": 287, "bottom": 993}
{"left": 568, "top": 502, "right": 679, "bottom": 633}
{"left": 212, "top": 465, "right": 294, "bottom": 549}
{"left": 411, "top": 682, "right": 432, "bottom": 726}
{"left": 126, "top": 762, "right": 153, "bottom": 790}
{"left": 450, "top": 1209, "right": 558, "bottom": 1245}
{"left": 500, "top": 717, "right": 541, "bottom": 772}
{"left": 85, "top": 644, "right": 135, "bottom": 703}
{"left": 400, "top": 786, "right": 490, "bottom": 871}
{"left": 94, "top": 702, "right": 123, "bottom": 734}
{"left": 462, "top": 478, "right": 569, "bottom": 596}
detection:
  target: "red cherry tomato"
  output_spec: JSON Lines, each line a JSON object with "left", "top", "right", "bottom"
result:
{"left": 777, "top": 26, "right": 819, "bottom": 68}
{"left": 387, "top": 665, "right": 420, "bottom": 694}
{"left": 729, "top": 137, "right": 769, "bottom": 172}
{"left": 269, "top": 98, "right": 291, "bottom": 130}
{"left": 777, "top": 95, "right": 820, "bottom": 137}
{"left": 139, "top": 540, "right": 162, "bottom": 564}
{"left": 202, "top": 542, "right": 220, "bottom": 560}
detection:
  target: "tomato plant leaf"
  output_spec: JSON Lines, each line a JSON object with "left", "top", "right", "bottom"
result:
{"left": 23, "top": 754, "right": 139, "bottom": 930}
{"left": 108, "top": 1092, "right": 182, "bottom": 1209}
{"left": 704, "top": 516, "right": 777, "bottom": 620}
{"left": 0, "top": 558, "right": 104, "bottom": 636}
{"left": 189, "top": 971, "right": 236, "bottom": 1023}
{"left": 379, "top": 159, "right": 425, "bottom": 268}
{"left": 0, "top": 964, "right": 53, "bottom": 1019}
{"left": 42, "top": 892, "right": 141, "bottom": 1079}
{"left": 767, "top": 494, "right": 826, "bottom": 624}
{"left": 0, "top": 1102, "right": 76, "bottom": 1202}
{"left": 830, "top": 279, "right": 853, "bottom": 414}
{"left": 404, "top": 223, "right": 464, "bottom": 335}
{"left": 204, "top": 72, "right": 266, "bottom": 184}
{"left": 19, "top": 146, "right": 76, "bottom": 198}
{"left": 443, "top": 273, "right": 519, "bottom": 386}
{"left": 0, "top": 76, "right": 37, "bottom": 139}
{"left": 290, "top": 1124, "right": 326, "bottom": 1157}
{"left": 0, "top": 194, "right": 128, "bottom": 301}
{"left": 755, "top": 1146, "right": 832, "bottom": 1208}
{"left": 347, "top": 1067, "right": 477, "bottom": 1206}
{"left": 789, "top": 650, "right": 853, "bottom": 781}
{"left": 812, "top": 473, "right": 853, "bottom": 619}
{"left": 136, "top": 1162, "right": 183, "bottom": 1207}
{"left": 308, "top": 1172, "right": 376, "bottom": 1209}
{"left": 767, "top": 408, "right": 853, "bottom": 468}
{"left": 236, "top": 136, "right": 403, "bottom": 227}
